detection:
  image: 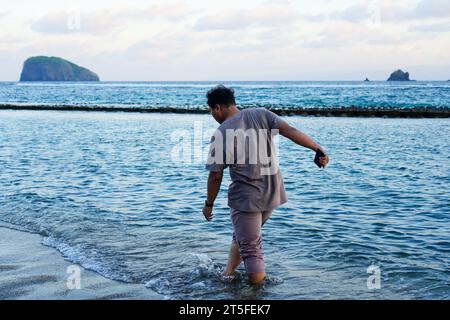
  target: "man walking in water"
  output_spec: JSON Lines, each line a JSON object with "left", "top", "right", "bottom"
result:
{"left": 203, "top": 85, "right": 329, "bottom": 284}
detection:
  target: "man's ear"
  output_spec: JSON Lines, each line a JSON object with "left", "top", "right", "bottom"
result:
{"left": 214, "top": 104, "right": 221, "bottom": 112}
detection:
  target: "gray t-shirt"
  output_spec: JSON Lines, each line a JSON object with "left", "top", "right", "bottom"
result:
{"left": 205, "top": 108, "right": 288, "bottom": 212}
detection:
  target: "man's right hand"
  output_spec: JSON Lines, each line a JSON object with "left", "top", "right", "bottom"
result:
{"left": 203, "top": 206, "right": 213, "bottom": 221}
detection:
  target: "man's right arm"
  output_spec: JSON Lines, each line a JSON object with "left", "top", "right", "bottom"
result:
{"left": 206, "top": 170, "right": 223, "bottom": 206}
{"left": 203, "top": 170, "right": 223, "bottom": 221}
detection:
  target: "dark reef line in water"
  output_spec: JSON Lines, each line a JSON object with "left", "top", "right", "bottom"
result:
{"left": 0, "top": 104, "right": 449, "bottom": 118}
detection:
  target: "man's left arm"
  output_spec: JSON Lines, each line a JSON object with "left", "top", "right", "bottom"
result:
{"left": 278, "top": 120, "right": 329, "bottom": 168}
{"left": 263, "top": 108, "right": 329, "bottom": 168}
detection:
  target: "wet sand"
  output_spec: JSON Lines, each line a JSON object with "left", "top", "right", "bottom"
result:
{"left": 0, "top": 227, "right": 163, "bottom": 300}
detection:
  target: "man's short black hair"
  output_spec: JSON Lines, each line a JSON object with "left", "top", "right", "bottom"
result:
{"left": 206, "top": 85, "right": 236, "bottom": 108}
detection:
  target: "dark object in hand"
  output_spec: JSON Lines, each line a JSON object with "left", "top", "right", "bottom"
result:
{"left": 314, "top": 148, "right": 326, "bottom": 168}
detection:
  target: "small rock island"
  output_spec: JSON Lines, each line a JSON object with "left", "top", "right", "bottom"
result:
{"left": 387, "top": 69, "right": 410, "bottom": 81}
{"left": 20, "top": 56, "right": 99, "bottom": 81}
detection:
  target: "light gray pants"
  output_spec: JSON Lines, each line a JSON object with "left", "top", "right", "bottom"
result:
{"left": 231, "top": 208, "right": 273, "bottom": 274}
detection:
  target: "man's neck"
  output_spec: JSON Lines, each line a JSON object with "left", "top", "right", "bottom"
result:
{"left": 224, "top": 105, "right": 240, "bottom": 121}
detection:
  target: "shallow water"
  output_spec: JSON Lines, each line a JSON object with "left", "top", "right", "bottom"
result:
{"left": 0, "top": 110, "right": 449, "bottom": 299}
{"left": 1, "top": 81, "right": 449, "bottom": 109}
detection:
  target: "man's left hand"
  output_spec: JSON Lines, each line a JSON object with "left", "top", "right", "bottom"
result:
{"left": 316, "top": 146, "right": 329, "bottom": 168}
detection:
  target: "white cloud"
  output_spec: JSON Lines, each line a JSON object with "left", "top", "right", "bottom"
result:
{"left": 413, "top": 0, "right": 450, "bottom": 18}
{"left": 300, "top": 21, "right": 415, "bottom": 48}
{"left": 31, "top": 3, "right": 195, "bottom": 35}
{"left": 194, "top": 4, "right": 299, "bottom": 31}
{"left": 0, "top": 0, "right": 449, "bottom": 80}
{"left": 31, "top": 9, "right": 116, "bottom": 35}
{"left": 409, "top": 21, "right": 450, "bottom": 32}
{"left": 321, "top": 0, "right": 450, "bottom": 23}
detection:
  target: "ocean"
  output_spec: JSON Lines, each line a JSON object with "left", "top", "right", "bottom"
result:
{"left": 0, "top": 81, "right": 449, "bottom": 110}
{"left": 0, "top": 81, "right": 449, "bottom": 299}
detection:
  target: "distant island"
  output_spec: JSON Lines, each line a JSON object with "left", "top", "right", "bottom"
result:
{"left": 20, "top": 56, "right": 99, "bottom": 81}
{"left": 364, "top": 78, "right": 370, "bottom": 81}
{"left": 387, "top": 69, "right": 411, "bottom": 81}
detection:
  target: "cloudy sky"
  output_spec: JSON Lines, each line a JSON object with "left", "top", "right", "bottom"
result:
{"left": 0, "top": 0, "right": 449, "bottom": 80}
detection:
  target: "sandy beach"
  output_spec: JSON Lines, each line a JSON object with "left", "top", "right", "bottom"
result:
{"left": 0, "top": 227, "right": 162, "bottom": 300}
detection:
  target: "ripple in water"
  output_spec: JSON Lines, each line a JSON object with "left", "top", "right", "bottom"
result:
{"left": 0, "top": 111, "right": 449, "bottom": 299}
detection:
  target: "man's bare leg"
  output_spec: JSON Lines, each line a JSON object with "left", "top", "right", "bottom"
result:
{"left": 223, "top": 242, "right": 241, "bottom": 276}
{"left": 248, "top": 272, "right": 266, "bottom": 285}
{"left": 223, "top": 243, "right": 266, "bottom": 284}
